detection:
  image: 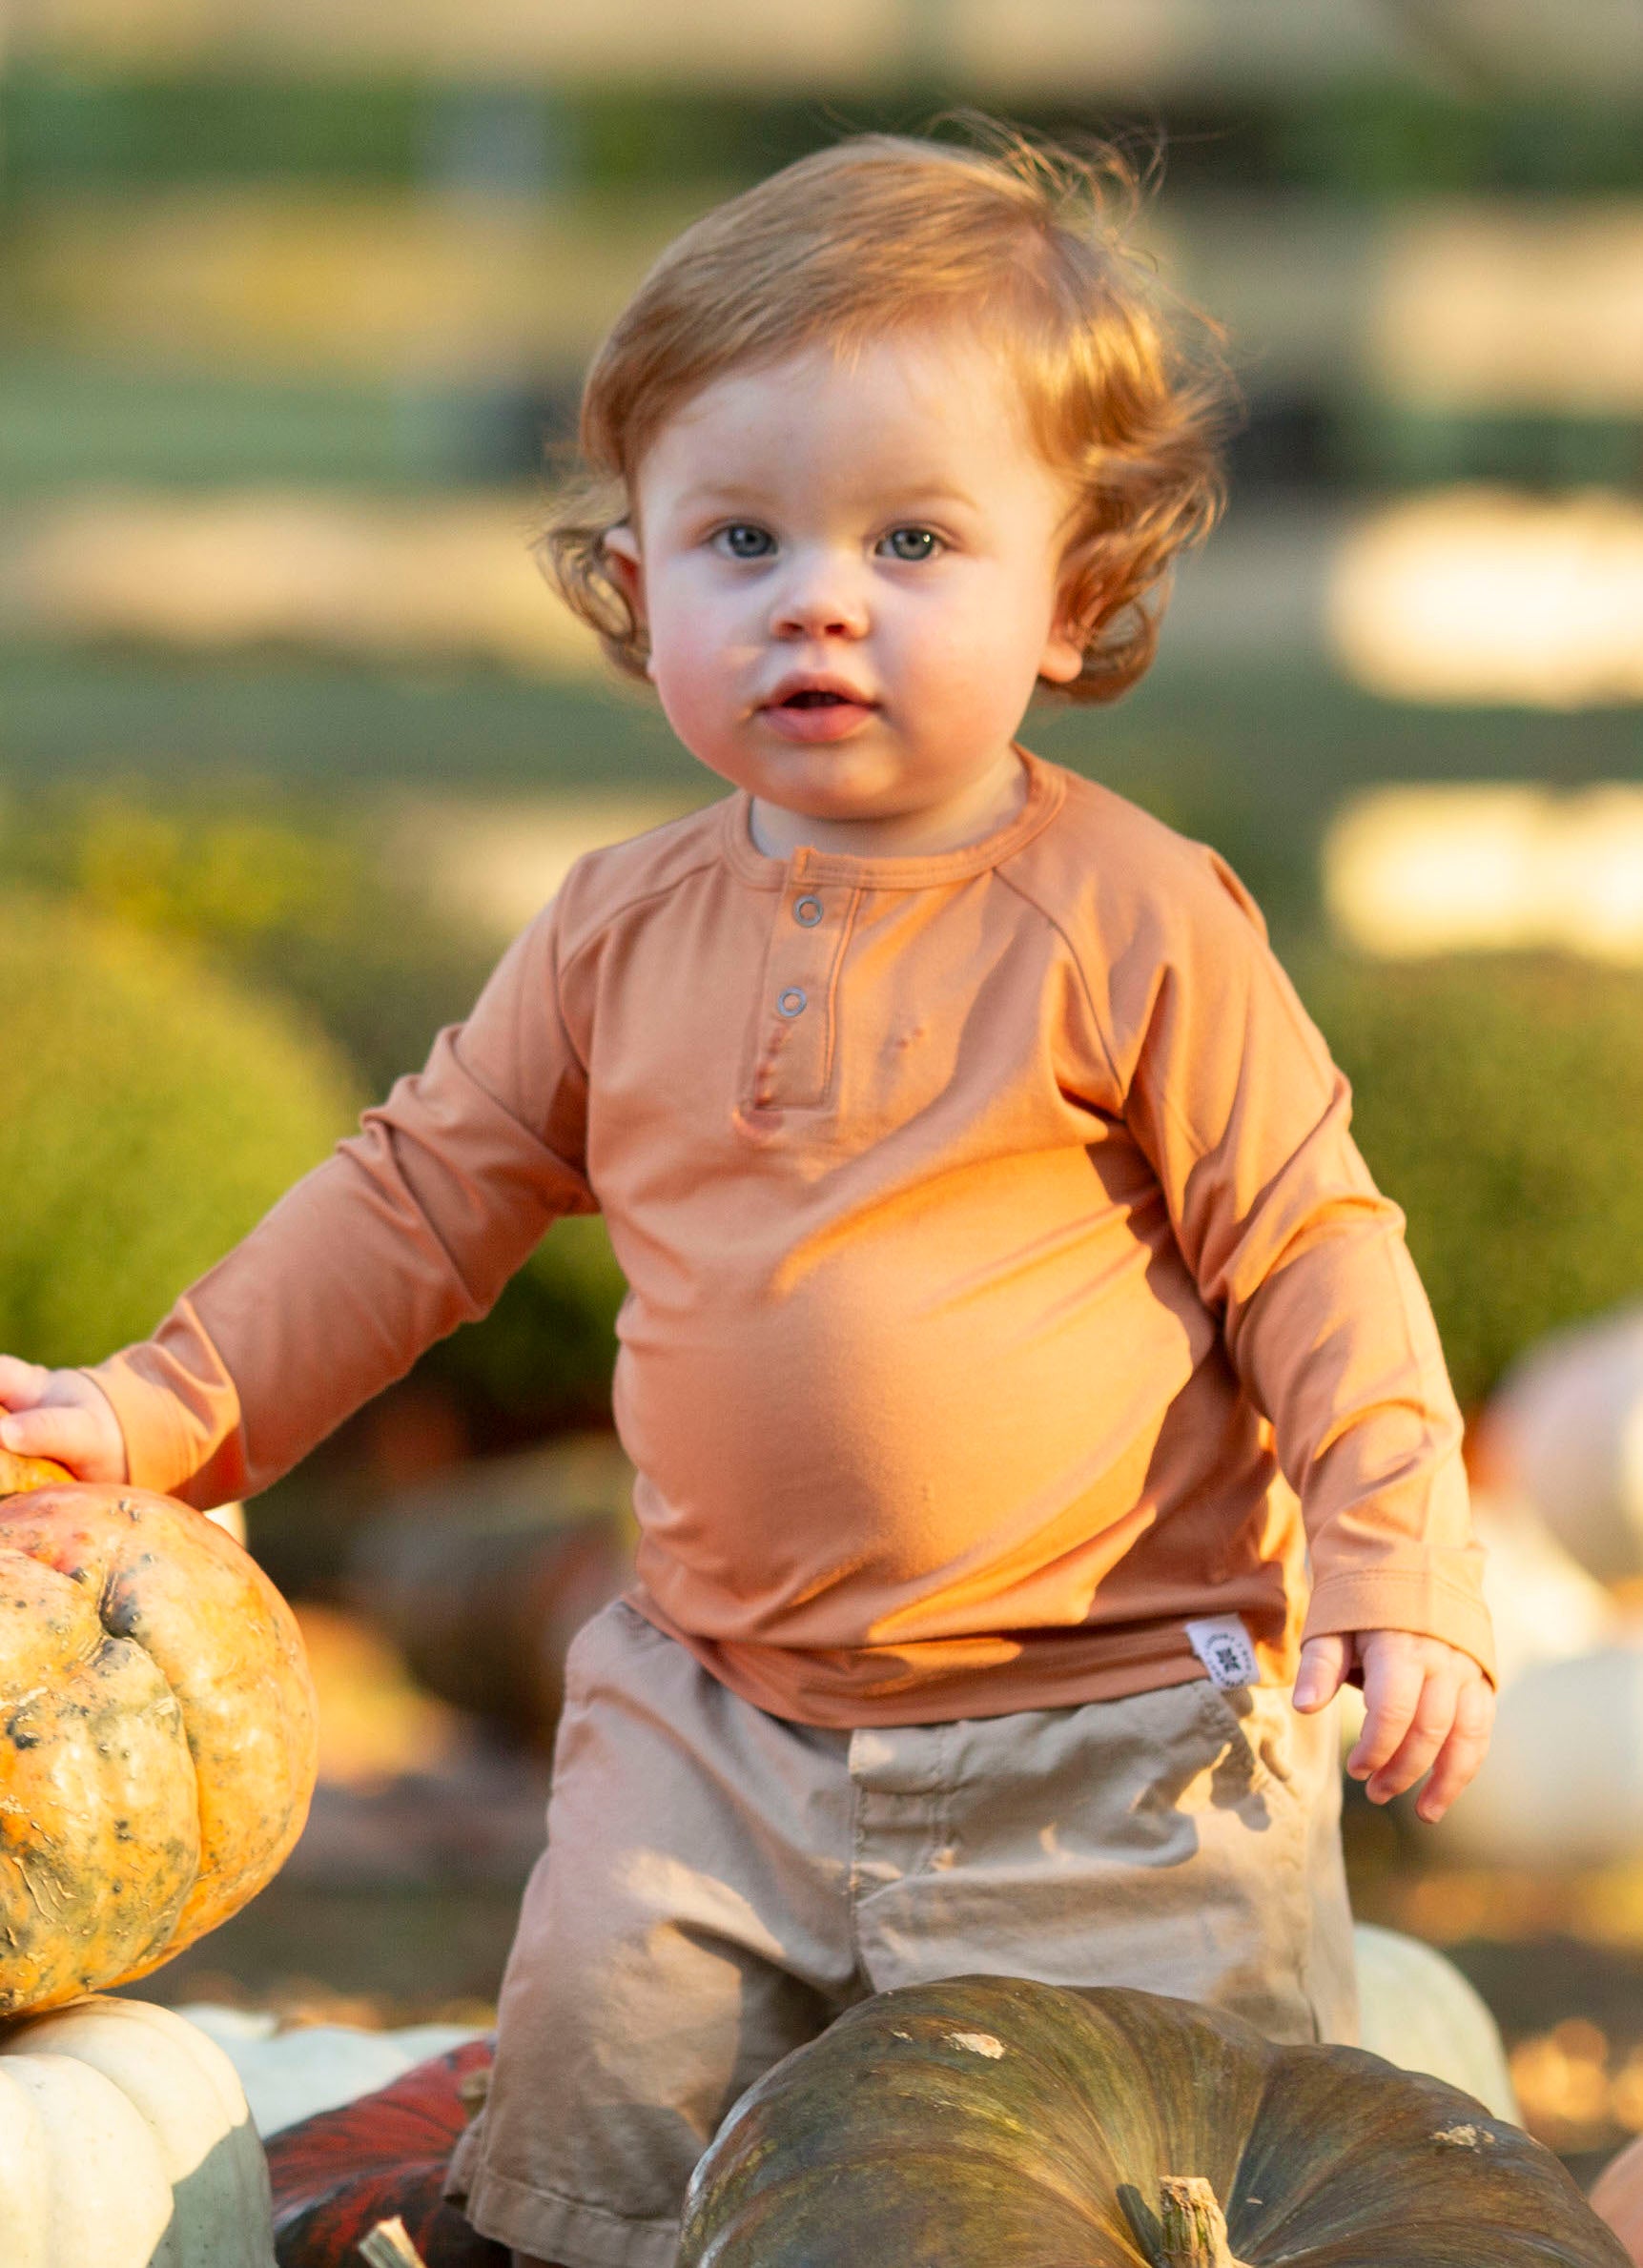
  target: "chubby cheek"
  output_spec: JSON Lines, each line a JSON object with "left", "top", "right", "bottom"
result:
{"left": 646, "top": 598, "right": 759, "bottom": 772}
{"left": 651, "top": 653, "right": 760, "bottom": 787}
{"left": 891, "top": 588, "right": 1049, "bottom": 730}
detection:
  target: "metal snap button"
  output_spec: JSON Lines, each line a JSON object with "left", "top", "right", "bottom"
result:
{"left": 777, "top": 988, "right": 807, "bottom": 1017}
{"left": 793, "top": 895, "right": 824, "bottom": 927}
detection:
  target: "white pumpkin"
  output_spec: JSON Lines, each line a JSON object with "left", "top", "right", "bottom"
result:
{"left": 1470, "top": 1486, "right": 1618, "bottom": 1688}
{"left": 1427, "top": 1640, "right": 1643, "bottom": 1870}
{"left": 1477, "top": 1303, "right": 1643, "bottom": 1581}
{"left": 1353, "top": 1922, "right": 1519, "bottom": 2121}
{"left": 177, "top": 2005, "right": 484, "bottom": 2137}
{"left": 0, "top": 1995, "right": 274, "bottom": 2268}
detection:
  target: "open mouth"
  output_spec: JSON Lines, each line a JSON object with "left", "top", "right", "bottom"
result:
{"left": 759, "top": 681, "right": 878, "bottom": 737}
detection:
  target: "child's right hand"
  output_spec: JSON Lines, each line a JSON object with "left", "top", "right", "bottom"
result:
{"left": 0, "top": 1359, "right": 128, "bottom": 1482}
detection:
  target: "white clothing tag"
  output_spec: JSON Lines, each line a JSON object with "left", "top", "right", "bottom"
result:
{"left": 1184, "top": 1614, "right": 1260, "bottom": 1691}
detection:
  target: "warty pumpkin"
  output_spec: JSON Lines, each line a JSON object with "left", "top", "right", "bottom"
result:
{"left": 0, "top": 1992, "right": 275, "bottom": 2267}
{"left": 0, "top": 1466, "right": 318, "bottom": 2014}
{"left": 679, "top": 1974, "right": 1627, "bottom": 2267}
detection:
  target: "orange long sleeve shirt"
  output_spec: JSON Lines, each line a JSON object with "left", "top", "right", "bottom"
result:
{"left": 93, "top": 753, "right": 1492, "bottom": 1723}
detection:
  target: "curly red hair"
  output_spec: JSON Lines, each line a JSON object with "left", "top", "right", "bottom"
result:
{"left": 542, "top": 124, "right": 1234, "bottom": 705}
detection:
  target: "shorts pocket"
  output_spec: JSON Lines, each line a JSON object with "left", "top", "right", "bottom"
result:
{"left": 1200, "top": 1681, "right": 1306, "bottom": 1813}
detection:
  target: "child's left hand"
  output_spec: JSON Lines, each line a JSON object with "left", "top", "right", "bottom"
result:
{"left": 1292, "top": 1630, "right": 1494, "bottom": 1825}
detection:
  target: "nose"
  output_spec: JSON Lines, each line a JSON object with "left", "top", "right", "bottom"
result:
{"left": 770, "top": 549, "right": 870, "bottom": 642}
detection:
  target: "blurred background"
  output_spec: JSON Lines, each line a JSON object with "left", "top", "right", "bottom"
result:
{"left": 5, "top": 0, "right": 1643, "bottom": 2179}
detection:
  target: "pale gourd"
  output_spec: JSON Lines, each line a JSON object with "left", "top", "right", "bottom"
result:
{"left": 0, "top": 1995, "right": 275, "bottom": 2268}
{"left": 1476, "top": 1305, "right": 1643, "bottom": 1582}
{"left": 179, "top": 2006, "right": 486, "bottom": 2138}
{"left": 1353, "top": 1923, "right": 1518, "bottom": 2121}
{"left": 1468, "top": 1487, "right": 1616, "bottom": 1689}
{"left": 1428, "top": 1643, "right": 1643, "bottom": 1870}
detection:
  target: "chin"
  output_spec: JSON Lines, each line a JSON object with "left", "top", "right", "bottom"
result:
{"left": 762, "top": 753, "right": 899, "bottom": 809}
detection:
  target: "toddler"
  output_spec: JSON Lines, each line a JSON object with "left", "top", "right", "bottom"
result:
{"left": 0, "top": 131, "right": 1494, "bottom": 2268}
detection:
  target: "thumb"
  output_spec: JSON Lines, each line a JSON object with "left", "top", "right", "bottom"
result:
{"left": 1293, "top": 1634, "right": 1349, "bottom": 1713}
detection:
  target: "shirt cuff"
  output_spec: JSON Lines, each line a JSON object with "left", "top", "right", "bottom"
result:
{"left": 1301, "top": 1568, "right": 1497, "bottom": 1687}
{"left": 83, "top": 1325, "right": 251, "bottom": 1510}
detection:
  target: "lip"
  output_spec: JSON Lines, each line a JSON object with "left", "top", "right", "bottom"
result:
{"left": 754, "top": 672, "right": 880, "bottom": 744}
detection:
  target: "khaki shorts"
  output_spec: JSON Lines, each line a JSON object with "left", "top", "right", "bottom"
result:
{"left": 448, "top": 1599, "right": 1356, "bottom": 2268}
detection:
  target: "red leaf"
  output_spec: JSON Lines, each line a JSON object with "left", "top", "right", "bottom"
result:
{"left": 268, "top": 2040, "right": 507, "bottom": 2268}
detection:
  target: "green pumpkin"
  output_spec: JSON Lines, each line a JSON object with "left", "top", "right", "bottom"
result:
{"left": 679, "top": 1976, "right": 1625, "bottom": 2268}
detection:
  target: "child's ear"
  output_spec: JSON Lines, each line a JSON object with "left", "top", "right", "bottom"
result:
{"left": 1036, "top": 557, "right": 1090, "bottom": 686}
{"left": 1037, "top": 607, "right": 1087, "bottom": 687}
{"left": 602, "top": 524, "right": 655, "bottom": 681}
{"left": 603, "top": 525, "right": 646, "bottom": 607}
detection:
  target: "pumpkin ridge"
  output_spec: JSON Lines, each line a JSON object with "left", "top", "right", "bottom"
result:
{"left": 1059, "top": 1987, "right": 1265, "bottom": 2223}
{"left": 1230, "top": 2051, "right": 1622, "bottom": 2264}
{"left": 686, "top": 2154, "right": 1144, "bottom": 2266}
{"left": 689, "top": 1984, "right": 1170, "bottom": 2255}
{"left": 1223, "top": 2057, "right": 1400, "bottom": 2253}
{"left": 0, "top": 1564, "right": 200, "bottom": 2012}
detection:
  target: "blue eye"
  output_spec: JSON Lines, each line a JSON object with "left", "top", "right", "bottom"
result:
{"left": 879, "top": 526, "right": 940, "bottom": 562}
{"left": 715, "top": 523, "right": 775, "bottom": 561}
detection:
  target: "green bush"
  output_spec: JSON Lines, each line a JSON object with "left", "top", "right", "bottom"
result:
{"left": 0, "top": 786, "right": 493, "bottom": 1102}
{"left": 1298, "top": 950, "right": 1643, "bottom": 1410}
{"left": 0, "top": 894, "right": 360, "bottom": 1366}
{"left": 0, "top": 792, "right": 626, "bottom": 1440}
{"left": 421, "top": 1212, "right": 626, "bottom": 1441}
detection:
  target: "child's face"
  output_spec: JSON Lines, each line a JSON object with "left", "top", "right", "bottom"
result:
{"left": 606, "top": 329, "right": 1085, "bottom": 847}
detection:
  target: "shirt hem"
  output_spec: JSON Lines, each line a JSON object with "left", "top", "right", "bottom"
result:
{"left": 627, "top": 1588, "right": 1301, "bottom": 1727}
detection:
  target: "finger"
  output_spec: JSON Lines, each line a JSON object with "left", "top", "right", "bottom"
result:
{"left": 1347, "top": 1647, "right": 1427, "bottom": 1785}
{"left": 0, "top": 1405, "right": 97, "bottom": 1470}
{"left": 1413, "top": 1680, "right": 1497, "bottom": 1824}
{"left": 1363, "top": 1666, "right": 1463, "bottom": 1805}
{"left": 1293, "top": 1635, "right": 1348, "bottom": 1713}
{"left": 0, "top": 1356, "right": 50, "bottom": 1414}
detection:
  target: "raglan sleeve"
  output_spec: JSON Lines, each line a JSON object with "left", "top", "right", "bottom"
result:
{"left": 1107, "top": 845, "right": 1494, "bottom": 1682}
{"left": 87, "top": 893, "right": 595, "bottom": 1509}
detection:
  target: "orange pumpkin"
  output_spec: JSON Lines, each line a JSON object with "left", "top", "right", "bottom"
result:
{"left": 0, "top": 1456, "right": 318, "bottom": 2014}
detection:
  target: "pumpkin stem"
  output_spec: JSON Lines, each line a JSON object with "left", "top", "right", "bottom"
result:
{"left": 1158, "top": 2176, "right": 1237, "bottom": 2268}
{"left": 358, "top": 2217, "right": 430, "bottom": 2267}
